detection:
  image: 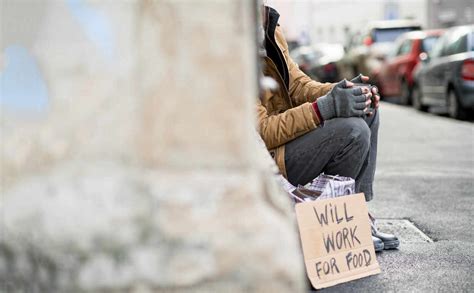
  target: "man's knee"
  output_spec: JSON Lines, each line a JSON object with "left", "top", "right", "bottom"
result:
{"left": 324, "top": 117, "right": 371, "bottom": 155}
{"left": 343, "top": 117, "right": 371, "bottom": 151}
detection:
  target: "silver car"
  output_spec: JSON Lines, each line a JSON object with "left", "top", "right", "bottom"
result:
{"left": 412, "top": 25, "right": 474, "bottom": 119}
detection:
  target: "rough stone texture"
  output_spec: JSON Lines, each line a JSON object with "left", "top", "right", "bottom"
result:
{"left": 1, "top": 0, "right": 305, "bottom": 292}
{"left": 2, "top": 163, "right": 303, "bottom": 292}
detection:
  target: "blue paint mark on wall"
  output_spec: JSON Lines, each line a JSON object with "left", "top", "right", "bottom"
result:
{"left": 66, "top": 0, "right": 115, "bottom": 61}
{"left": 0, "top": 45, "right": 50, "bottom": 113}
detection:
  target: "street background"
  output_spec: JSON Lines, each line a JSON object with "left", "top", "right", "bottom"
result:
{"left": 267, "top": 0, "right": 472, "bottom": 44}
{"left": 268, "top": 0, "right": 474, "bottom": 120}
{"left": 268, "top": 7, "right": 474, "bottom": 289}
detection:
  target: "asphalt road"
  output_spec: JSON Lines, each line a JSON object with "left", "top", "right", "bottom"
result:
{"left": 324, "top": 101, "right": 474, "bottom": 292}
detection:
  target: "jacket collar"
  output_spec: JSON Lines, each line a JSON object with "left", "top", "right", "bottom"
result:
{"left": 264, "top": 6, "right": 280, "bottom": 40}
{"left": 263, "top": 6, "right": 289, "bottom": 91}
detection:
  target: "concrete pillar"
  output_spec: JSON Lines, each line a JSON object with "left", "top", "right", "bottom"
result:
{"left": 1, "top": 0, "right": 305, "bottom": 291}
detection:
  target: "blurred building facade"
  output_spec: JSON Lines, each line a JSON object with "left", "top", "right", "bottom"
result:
{"left": 267, "top": 0, "right": 473, "bottom": 45}
{"left": 427, "top": 0, "right": 474, "bottom": 29}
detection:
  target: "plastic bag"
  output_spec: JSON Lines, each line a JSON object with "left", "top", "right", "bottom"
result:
{"left": 278, "top": 173, "right": 355, "bottom": 203}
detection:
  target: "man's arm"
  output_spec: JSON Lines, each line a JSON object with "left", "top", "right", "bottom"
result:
{"left": 256, "top": 99, "right": 321, "bottom": 150}
{"left": 274, "top": 26, "right": 334, "bottom": 105}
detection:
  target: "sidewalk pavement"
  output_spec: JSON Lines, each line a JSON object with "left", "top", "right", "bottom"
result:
{"left": 322, "top": 102, "right": 474, "bottom": 292}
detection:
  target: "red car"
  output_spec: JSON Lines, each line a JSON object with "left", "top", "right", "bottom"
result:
{"left": 377, "top": 29, "right": 444, "bottom": 104}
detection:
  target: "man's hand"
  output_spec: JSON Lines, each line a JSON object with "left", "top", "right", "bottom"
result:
{"left": 350, "top": 74, "right": 380, "bottom": 114}
{"left": 370, "top": 86, "right": 380, "bottom": 113}
{"left": 316, "top": 79, "right": 372, "bottom": 120}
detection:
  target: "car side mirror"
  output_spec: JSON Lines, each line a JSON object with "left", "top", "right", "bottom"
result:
{"left": 419, "top": 52, "right": 430, "bottom": 63}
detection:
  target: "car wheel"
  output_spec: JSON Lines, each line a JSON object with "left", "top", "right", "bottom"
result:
{"left": 412, "top": 84, "right": 428, "bottom": 112}
{"left": 399, "top": 79, "right": 411, "bottom": 105}
{"left": 447, "top": 89, "right": 468, "bottom": 120}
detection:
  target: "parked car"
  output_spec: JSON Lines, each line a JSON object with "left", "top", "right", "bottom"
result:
{"left": 412, "top": 25, "right": 474, "bottom": 119}
{"left": 290, "top": 43, "right": 345, "bottom": 82}
{"left": 309, "top": 43, "right": 345, "bottom": 82}
{"left": 338, "top": 20, "right": 422, "bottom": 81}
{"left": 377, "top": 29, "right": 444, "bottom": 104}
{"left": 290, "top": 45, "right": 318, "bottom": 76}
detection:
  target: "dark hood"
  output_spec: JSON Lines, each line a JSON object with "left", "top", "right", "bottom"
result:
{"left": 264, "top": 6, "right": 289, "bottom": 89}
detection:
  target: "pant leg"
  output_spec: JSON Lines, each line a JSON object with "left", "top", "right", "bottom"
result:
{"left": 285, "top": 117, "right": 371, "bottom": 186}
{"left": 285, "top": 110, "right": 379, "bottom": 201}
{"left": 357, "top": 109, "right": 379, "bottom": 201}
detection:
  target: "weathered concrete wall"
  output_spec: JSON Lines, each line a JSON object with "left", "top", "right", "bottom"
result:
{"left": 1, "top": 0, "right": 305, "bottom": 292}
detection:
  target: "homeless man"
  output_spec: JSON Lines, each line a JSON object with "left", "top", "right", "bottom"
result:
{"left": 257, "top": 6, "right": 399, "bottom": 251}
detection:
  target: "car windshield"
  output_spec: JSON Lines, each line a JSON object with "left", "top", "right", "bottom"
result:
{"left": 422, "top": 36, "right": 440, "bottom": 53}
{"left": 314, "top": 44, "right": 344, "bottom": 61}
{"left": 301, "top": 51, "right": 319, "bottom": 62}
{"left": 373, "top": 27, "right": 420, "bottom": 43}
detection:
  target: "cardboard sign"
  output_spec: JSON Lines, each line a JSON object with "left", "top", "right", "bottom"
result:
{"left": 295, "top": 193, "right": 380, "bottom": 289}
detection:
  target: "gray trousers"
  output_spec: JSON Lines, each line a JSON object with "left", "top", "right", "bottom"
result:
{"left": 285, "top": 110, "right": 379, "bottom": 201}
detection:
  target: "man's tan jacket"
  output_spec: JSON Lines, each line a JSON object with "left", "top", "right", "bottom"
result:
{"left": 257, "top": 25, "right": 334, "bottom": 177}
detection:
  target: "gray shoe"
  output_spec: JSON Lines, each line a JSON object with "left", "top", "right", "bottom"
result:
{"left": 373, "top": 230, "right": 400, "bottom": 250}
{"left": 373, "top": 236, "right": 384, "bottom": 252}
{"left": 369, "top": 213, "right": 400, "bottom": 250}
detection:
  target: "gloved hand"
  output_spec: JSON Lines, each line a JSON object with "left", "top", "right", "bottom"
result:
{"left": 350, "top": 74, "right": 369, "bottom": 84}
{"left": 316, "top": 79, "right": 371, "bottom": 120}
{"left": 351, "top": 74, "right": 381, "bottom": 113}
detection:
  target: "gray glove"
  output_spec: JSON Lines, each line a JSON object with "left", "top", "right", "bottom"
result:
{"left": 351, "top": 74, "right": 379, "bottom": 112}
{"left": 350, "top": 74, "right": 367, "bottom": 84}
{"left": 316, "top": 79, "right": 368, "bottom": 120}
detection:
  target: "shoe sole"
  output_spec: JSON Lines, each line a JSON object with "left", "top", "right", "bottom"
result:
{"left": 383, "top": 239, "right": 400, "bottom": 250}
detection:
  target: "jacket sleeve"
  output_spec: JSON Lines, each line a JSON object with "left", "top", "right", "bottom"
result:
{"left": 274, "top": 27, "right": 335, "bottom": 105}
{"left": 256, "top": 99, "right": 321, "bottom": 150}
